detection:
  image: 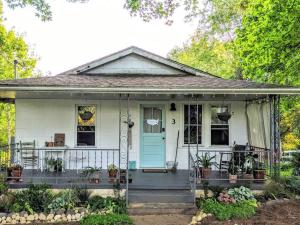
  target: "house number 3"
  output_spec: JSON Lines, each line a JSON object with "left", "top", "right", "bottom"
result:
{"left": 172, "top": 119, "right": 176, "bottom": 124}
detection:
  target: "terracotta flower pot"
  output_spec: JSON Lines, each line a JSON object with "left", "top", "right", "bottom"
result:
{"left": 11, "top": 168, "right": 22, "bottom": 182}
{"left": 108, "top": 169, "right": 118, "bottom": 178}
{"left": 244, "top": 173, "right": 254, "bottom": 181}
{"left": 201, "top": 167, "right": 211, "bottom": 179}
{"left": 229, "top": 174, "right": 237, "bottom": 184}
{"left": 253, "top": 170, "right": 265, "bottom": 182}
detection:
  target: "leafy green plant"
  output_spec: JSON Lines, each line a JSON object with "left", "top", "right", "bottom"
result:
{"left": 73, "top": 186, "right": 91, "bottom": 206}
{"left": 263, "top": 180, "right": 292, "bottom": 200}
{"left": 200, "top": 198, "right": 257, "bottom": 220}
{"left": 80, "top": 214, "right": 133, "bottom": 225}
{"left": 46, "top": 158, "right": 63, "bottom": 172}
{"left": 12, "top": 184, "right": 53, "bottom": 213}
{"left": 209, "top": 186, "right": 225, "bottom": 198}
{"left": 291, "top": 152, "right": 300, "bottom": 176}
{"left": 88, "top": 196, "right": 105, "bottom": 211}
{"left": 0, "top": 182, "right": 8, "bottom": 195}
{"left": 48, "top": 190, "right": 79, "bottom": 211}
{"left": 10, "top": 203, "right": 22, "bottom": 213}
{"left": 196, "top": 153, "right": 216, "bottom": 168}
{"left": 285, "top": 176, "right": 300, "bottom": 195}
{"left": 228, "top": 186, "right": 254, "bottom": 202}
{"left": 228, "top": 161, "right": 238, "bottom": 175}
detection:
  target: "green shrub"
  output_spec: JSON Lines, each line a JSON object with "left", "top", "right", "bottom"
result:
{"left": 291, "top": 152, "right": 300, "bottom": 176}
{"left": 48, "top": 189, "right": 79, "bottom": 211}
{"left": 0, "top": 182, "right": 8, "bottom": 195}
{"left": 12, "top": 184, "right": 53, "bottom": 213}
{"left": 10, "top": 203, "right": 22, "bottom": 213}
{"left": 88, "top": 196, "right": 105, "bottom": 211}
{"left": 104, "top": 197, "right": 127, "bottom": 214}
{"left": 263, "top": 180, "right": 292, "bottom": 199}
{"left": 73, "top": 186, "right": 91, "bottom": 206}
{"left": 200, "top": 198, "right": 257, "bottom": 220}
{"left": 228, "top": 186, "right": 254, "bottom": 202}
{"left": 285, "top": 176, "right": 300, "bottom": 194}
{"left": 80, "top": 214, "right": 132, "bottom": 225}
{"left": 209, "top": 186, "right": 225, "bottom": 197}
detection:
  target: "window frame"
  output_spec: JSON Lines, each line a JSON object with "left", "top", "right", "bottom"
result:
{"left": 182, "top": 103, "right": 203, "bottom": 146}
{"left": 75, "top": 104, "right": 97, "bottom": 148}
{"left": 210, "top": 105, "right": 230, "bottom": 146}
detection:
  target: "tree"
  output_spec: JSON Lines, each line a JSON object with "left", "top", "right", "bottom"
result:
{"left": 168, "top": 32, "right": 236, "bottom": 79}
{"left": 235, "top": 0, "right": 300, "bottom": 86}
{"left": 0, "top": 1, "right": 37, "bottom": 145}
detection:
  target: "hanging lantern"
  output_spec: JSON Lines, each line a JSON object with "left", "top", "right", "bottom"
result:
{"left": 79, "top": 111, "right": 93, "bottom": 121}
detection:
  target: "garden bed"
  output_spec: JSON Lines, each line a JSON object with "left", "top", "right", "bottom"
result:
{"left": 199, "top": 199, "right": 300, "bottom": 225}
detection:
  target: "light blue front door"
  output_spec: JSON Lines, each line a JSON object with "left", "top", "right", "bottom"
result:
{"left": 141, "top": 106, "right": 165, "bottom": 168}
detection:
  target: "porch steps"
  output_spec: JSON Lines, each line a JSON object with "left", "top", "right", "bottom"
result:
{"left": 128, "top": 190, "right": 197, "bottom": 215}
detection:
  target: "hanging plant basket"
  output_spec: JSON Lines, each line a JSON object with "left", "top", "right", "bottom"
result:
{"left": 80, "top": 111, "right": 93, "bottom": 121}
{"left": 217, "top": 111, "right": 232, "bottom": 122}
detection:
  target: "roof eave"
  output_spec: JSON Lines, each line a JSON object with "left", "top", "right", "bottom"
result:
{"left": 0, "top": 86, "right": 299, "bottom": 95}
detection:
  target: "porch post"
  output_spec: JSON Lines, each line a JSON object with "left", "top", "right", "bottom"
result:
{"left": 126, "top": 94, "right": 130, "bottom": 207}
{"left": 270, "top": 95, "right": 281, "bottom": 178}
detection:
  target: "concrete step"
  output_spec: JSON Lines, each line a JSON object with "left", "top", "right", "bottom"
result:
{"left": 128, "top": 189, "right": 194, "bottom": 204}
{"left": 128, "top": 203, "right": 197, "bottom": 215}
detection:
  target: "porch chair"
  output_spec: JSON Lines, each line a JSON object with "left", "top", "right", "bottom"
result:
{"left": 20, "top": 141, "right": 38, "bottom": 169}
{"left": 219, "top": 143, "right": 250, "bottom": 172}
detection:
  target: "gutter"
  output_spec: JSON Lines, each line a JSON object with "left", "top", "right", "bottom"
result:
{"left": 0, "top": 86, "right": 299, "bottom": 95}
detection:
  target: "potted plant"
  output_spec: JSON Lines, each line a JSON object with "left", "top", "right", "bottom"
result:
{"left": 196, "top": 153, "right": 216, "bottom": 179}
{"left": 228, "top": 161, "right": 238, "bottom": 184}
{"left": 81, "top": 167, "right": 102, "bottom": 183}
{"left": 119, "top": 169, "right": 133, "bottom": 184}
{"left": 108, "top": 164, "right": 118, "bottom": 183}
{"left": 10, "top": 164, "right": 23, "bottom": 182}
{"left": 243, "top": 154, "right": 254, "bottom": 180}
{"left": 253, "top": 161, "right": 266, "bottom": 182}
{"left": 46, "top": 158, "right": 63, "bottom": 172}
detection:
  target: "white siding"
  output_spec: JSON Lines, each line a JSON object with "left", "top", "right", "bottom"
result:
{"left": 87, "top": 54, "right": 187, "bottom": 75}
{"left": 15, "top": 99, "right": 248, "bottom": 169}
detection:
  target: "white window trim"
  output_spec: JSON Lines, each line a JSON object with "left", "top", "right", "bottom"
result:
{"left": 209, "top": 104, "right": 231, "bottom": 146}
{"left": 182, "top": 103, "right": 204, "bottom": 146}
{"left": 75, "top": 104, "right": 98, "bottom": 148}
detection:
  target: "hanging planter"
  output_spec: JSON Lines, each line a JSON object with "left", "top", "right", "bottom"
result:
{"left": 79, "top": 111, "right": 93, "bottom": 121}
{"left": 217, "top": 111, "right": 232, "bottom": 122}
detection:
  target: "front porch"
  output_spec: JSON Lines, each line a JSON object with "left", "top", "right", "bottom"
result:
{"left": 7, "top": 168, "right": 265, "bottom": 190}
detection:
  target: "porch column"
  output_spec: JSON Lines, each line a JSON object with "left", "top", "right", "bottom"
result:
{"left": 270, "top": 95, "right": 281, "bottom": 178}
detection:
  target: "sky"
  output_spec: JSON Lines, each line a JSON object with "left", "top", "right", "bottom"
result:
{"left": 3, "top": 0, "right": 198, "bottom": 76}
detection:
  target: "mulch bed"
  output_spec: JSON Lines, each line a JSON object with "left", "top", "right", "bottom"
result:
{"left": 200, "top": 199, "right": 300, "bottom": 225}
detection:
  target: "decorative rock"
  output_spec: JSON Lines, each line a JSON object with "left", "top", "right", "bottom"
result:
{"left": 71, "top": 215, "right": 76, "bottom": 220}
{"left": 67, "top": 214, "right": 72, "bottom": 221}
{"left": 5, "top": 217, "right": 11, "bottom": 223}
{"left": 75, "top": 213, "right": 81, "bottom": 220}
{"left": 19, "top": 212, "right": 28, "bottom": 218}
{"left": 46, "top": 213, "right": 54, "bottom": 220}
{"left": 0, "top": 213, "right": 7, "bottom": 218}
{"left": 39, "top": 213, "right": 46, "bottom": 221}
{"left": 54, "top": 215, "right": 61, "bottom": 220}
{"left": 27, "top": 215, "right": 34, "bottom": 221}
{"left": 11, "top": 219, "right": 16, "bottom": 224}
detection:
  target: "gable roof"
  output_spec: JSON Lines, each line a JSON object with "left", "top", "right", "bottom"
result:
{"left": 59, "top": 46, "right": 216, "bottom": 77}
{"left": 0, "top": 46, "right": 298, "bottom": 95}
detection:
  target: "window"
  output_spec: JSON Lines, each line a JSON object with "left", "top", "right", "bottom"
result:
{"left": 143, "top": 107, "right": 163, "bottom": 133}
{"left": 184, "top": 105, "right": 202, "bottom": 144}
{"left": 77, "top": 105, "right": 96, "bottom": 146}
{"left": 211, "top": 106, "right": 229, "bottom": 145}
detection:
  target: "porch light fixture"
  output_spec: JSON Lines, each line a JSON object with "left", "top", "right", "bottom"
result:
{"left": 170, "top": 103, "right": 176, "bottom": 111}
{"left": 79, "top": 111, "right": 93, "bottom": 121}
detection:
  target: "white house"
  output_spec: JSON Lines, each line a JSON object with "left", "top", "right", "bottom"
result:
{"left": 0, "top": 47, "right": 299, "bottom": 186}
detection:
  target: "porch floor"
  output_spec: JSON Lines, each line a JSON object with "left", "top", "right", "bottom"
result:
{"left": 8, "top": 169, "right": 265, "bottom": 190}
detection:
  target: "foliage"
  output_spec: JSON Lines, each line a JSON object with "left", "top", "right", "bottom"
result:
{"left": 0, "top": 183, "right": 7, "bottom": 196}
{"left": 200, "top": 198, "right": 257, "bottom": 220}
{"left": 228, "top": 160, "right": 238, "bottom": 175}
{"left": 47, "top": 189, "right": 79, "bottom": 211}
{"left": 80, "top": 214, "right": 133, "bottom": 225}
{"left": 12, "top": 184, "right": 53, "bottom": 213}
{"left": 196, "top": 153, "right": 216, "bottom": 168}
{"left": 73, "top": 186, "right": 91, "bottom": 206}
{"left": 0, "top": 1, "right": 37, "bottom": 146}
{"left": 291, "top": 152, "right": 300, "bottom": 176}
{"left": 235, "top": 0, "right": 300, "bottom": 86}
{"left": 0, "top": 193, "right": 14, "bottom": 212}
{"left": 263, "top": 180, "right": 292, "bottom": 200}
{"left": 285, "top": 176, "right": 300, "bottom": 195}
{"left": 228, "top": 186, "right": 254, "bottom": 202}
{"left": 108, "top": 164, "right": 118, "bottom": 172}
{"left": 169, "top": 32, "right": 236, "bottom": 79}
{"left": 87, "top": 196, "right": 105, "bottom": 212}
{"left": 208, "top": 185, "right": 225, "bottom": 198}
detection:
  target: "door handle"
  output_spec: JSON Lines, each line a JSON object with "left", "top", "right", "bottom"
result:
{"left": 162, "top": 137, "right": 165, "bottom": 140}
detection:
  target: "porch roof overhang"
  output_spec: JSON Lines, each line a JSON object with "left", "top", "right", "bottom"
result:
{"left": 0, "top": 85, "right": 298, "bottom": 103}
